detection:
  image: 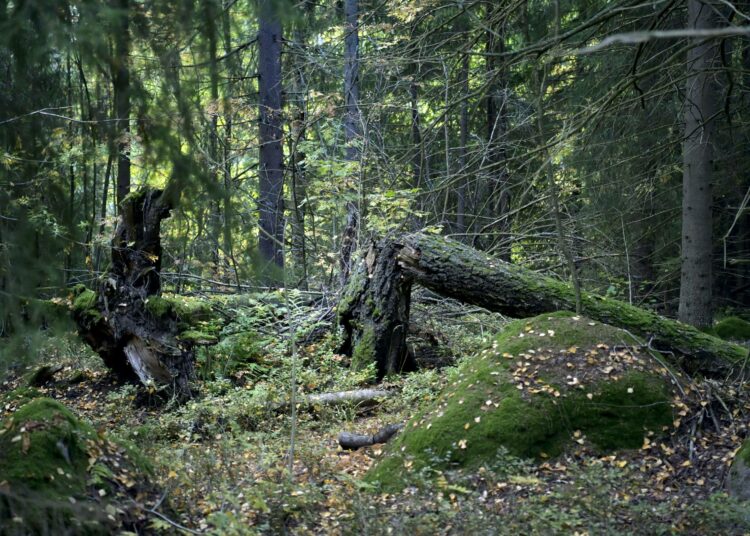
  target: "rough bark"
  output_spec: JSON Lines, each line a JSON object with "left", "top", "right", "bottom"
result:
{"left": 482, "top": 9, "right": 511, "bottom": 258}
{"left": 339, "top": 0, "right": 361, "bottom": 286}
{"left": 340, "top": 234, "right": 748, "bottom": 379}
{"left": 258, "top": 2, "right": 285, "bottom": 274}
{"left": 456, "top": 51, "right": 469, "bottom": 237}
{"left": 72, "top": 189, "right": 194, "bottom": 396}
{"left": 338, "top": 239, "right": 417, "bottom": 379}
{"left": 679, "top": 0, "right": 719, "bottom": 328}
{"left": 113, "top": 0, "right": 130, "bottom": 210}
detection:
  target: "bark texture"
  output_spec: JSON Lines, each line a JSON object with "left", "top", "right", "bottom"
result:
{"left": 339, "top": 0, "right": 361, "bottom": 286}
{"left": 340, "top": 234, "right": 748, "bottom": 378}
{"left": 679, "top": 0, "right": 719, "bottom": 328}
{"left": 73, "top": 189, "right": 194, "bottom": 396}
{"left": 338, "top": 239, "right": 417, "bottom": 379}
{"left": 258, "top": 3, "right": 285, "bottom": 273}
{"left": 113, "top": 0, "right": 131, "bottom": 209}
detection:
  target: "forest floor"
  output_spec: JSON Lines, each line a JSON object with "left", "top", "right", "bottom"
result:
{"left": 2, "top": 300, "right": 750, "bottom": 535}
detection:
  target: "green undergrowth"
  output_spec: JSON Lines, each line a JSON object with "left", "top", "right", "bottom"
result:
{"left": 367, "top": 311, "right": 677, "bottom": 491}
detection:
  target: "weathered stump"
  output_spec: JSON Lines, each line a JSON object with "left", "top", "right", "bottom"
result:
{"left": 338, "top": 239, "right": 417, "bottom": 379}
{"left": 73, "top": 189, "right": 194, "bottom": 396}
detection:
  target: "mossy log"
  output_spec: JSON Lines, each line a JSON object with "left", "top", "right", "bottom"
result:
{"left": 72, "top": 189, "right": 195, "bottom": 396}
{"left": 339, "top": 233, "right": 748, "bottom": 378}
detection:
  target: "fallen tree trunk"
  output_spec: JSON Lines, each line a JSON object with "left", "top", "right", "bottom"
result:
{"left": 72, "top": 188, "right": 195, "bottom": 397}
{"left": 338, "top": 423, "right": 403, "bottom": 450}
{"left": 339, "top": 233, "right": 748, "bottom": 378}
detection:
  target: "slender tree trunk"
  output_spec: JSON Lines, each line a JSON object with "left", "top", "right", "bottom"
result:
{"left": 340, "top": 0, "right": 361, "bottom": 286}
{"left": 258, "top": 1, "right": 285, "bottom": 275}
{"left": 289, "top": 10, "right": 312, "bottom": 289}
{"left": 456, "top": 52, "right": 469, "bottom": 237}
{"left": 113, "top": 0, "right": 130, "bottom": 210}
{"left": 484, "top": 9, "right": 511, "bottom": 258}
{"left": 410, "top": 75, "right": 422, "bottom": 189}
{"left": 206, "top": 0, "right": 222, "bottom": 273}
{"left": 221, "top": 0, "right": 241, "bottom": 289}
{"left": 679, "top": 0, "right": 719, "bottom": 328}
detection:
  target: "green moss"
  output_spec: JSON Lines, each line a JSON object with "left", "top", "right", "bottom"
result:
{"left": 367, "top": 313, "right": 675, "bottom": 491}
{"left": 714, "top": 316, "right": 750, "bottom": 341}
{"left": 0, "top": 386, "right": 42, "bottom": 407}
{"left": 70, "top": 286, "right": 102, "bottom": 326}
{"left": 351, "top": 326, "right": 376, "bottom": 370}
{"left": 144, "top": 295, "right": 174, "bottom": 318}
{"left": 178, "top": 330, "right": 218, "bottom": 345}
{"left": 737, "top": 441, "right": 750, "bottom": 464}
{"left": 172, "top": 296, "right": 213, "bottom": 323}
{"left": 72, "top": 289, "right": 96, "bottom": 313}
{"left": 0, "top": 398, "right": 96, "bottom": 498}
{"left": 0, "top": 398, "right": 152, "bottom": 501}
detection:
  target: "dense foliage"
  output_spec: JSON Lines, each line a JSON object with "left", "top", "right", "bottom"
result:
{"left": 2, "top": 0, "right": 748, "bottom": 348}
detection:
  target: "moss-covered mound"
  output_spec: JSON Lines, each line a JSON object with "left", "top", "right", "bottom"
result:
{"left": 0, "top": 398, "right": 153, "bottom": 533}
{"left": 727, "top": 440, "right": 750, "bottom": 501}
{"left": 367, "top": 312, "right": 678, "bottom": 490}
{"left": 714, "top": 316, "right": 750, "bottom": 341}
{"left": 0, "top": 398, "right": 96, "bottom": 498}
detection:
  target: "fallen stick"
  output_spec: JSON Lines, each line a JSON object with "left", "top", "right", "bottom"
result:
{"left": 338, "top": 423, "right": 404, "bottom": 450}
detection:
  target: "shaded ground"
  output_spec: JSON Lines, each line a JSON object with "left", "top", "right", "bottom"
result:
{"left": 1, "top": 304, "right": 750, "bottom": 535}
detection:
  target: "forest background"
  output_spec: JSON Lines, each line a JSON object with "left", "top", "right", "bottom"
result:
{"left": 0, "top": 0, "right": 748, "bottom": 357}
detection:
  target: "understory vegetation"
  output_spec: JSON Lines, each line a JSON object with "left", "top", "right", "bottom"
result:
{"left": 2, "top": 297, "right": 750, "bottom": 535}
{"left": 2, "top": 0, "right": 750, "bottom": 533}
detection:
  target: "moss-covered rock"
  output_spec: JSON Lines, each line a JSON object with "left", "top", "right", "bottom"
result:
{"left": 367, "top": 312, "right": 677, "bottom": 491}
{"left": 714, "top": 316, "right": 750, "bottom": 341}
{"left": 0, "top": 398, "right": 154, "bottom": 532}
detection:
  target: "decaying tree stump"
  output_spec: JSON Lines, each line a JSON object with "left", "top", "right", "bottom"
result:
{"left": 339, "top": 233, "right": 748, "bottom": 378}
{"left": 338, "top": 239, "right": 417, "bottom": 379}
{"left": 72, "top": 188, "right": 194, "bottom": 396}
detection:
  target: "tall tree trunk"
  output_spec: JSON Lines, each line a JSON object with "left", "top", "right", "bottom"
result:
{"left": 206, "top": 0, "right": 222, "bottom": 273}
{"left": 339, "top": 0, "right": 361, "bottom": 286}
{"left": 221, "top": 0, "right": 241, "bottom": 289}
{"left": 113, "top": 0, "right": 130, "bottom": 211}
{"left": 484, "top": 9, "right": 511, "bottom": 259}
{"left": 289, "top": 9, "right": 312, "bottom": 289}
{"left": 456, "top": 52, "right": 469, "bottom": 237}
{"left": 258, "top": 1, "right": 285, "bottom": 275}
{"left": 410, "top": 75, "right": 423, "bottom": 189}
{"left": 679, "top": 0, "right": 719, "bottom": 328}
